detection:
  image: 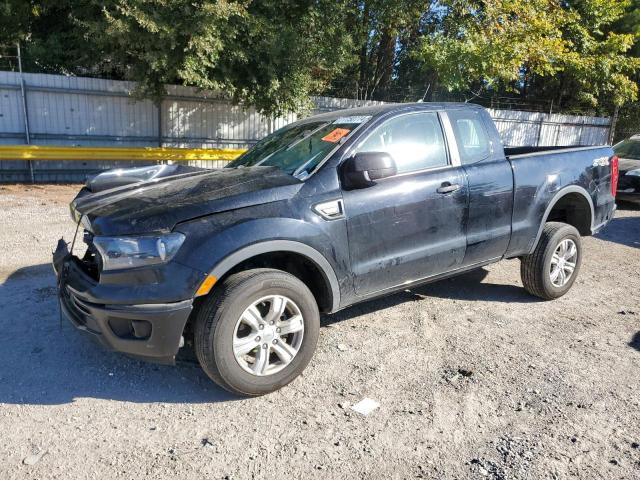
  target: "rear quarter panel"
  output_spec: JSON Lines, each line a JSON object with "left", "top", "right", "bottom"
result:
{"left": 506, "top": 146, "right": 616, "bottom": 257}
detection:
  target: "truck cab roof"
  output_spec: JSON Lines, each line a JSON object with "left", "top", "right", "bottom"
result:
{"left": 304, "top": 102, "right": 484, "bottom": 124}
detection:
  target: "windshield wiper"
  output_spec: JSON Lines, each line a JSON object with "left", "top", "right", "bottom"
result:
{"left": 292, "top": 152, "right": 323, "bottom": 179}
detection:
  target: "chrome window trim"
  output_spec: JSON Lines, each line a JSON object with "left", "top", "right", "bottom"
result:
{"left": 378, "top": 162, "right": 458, "bottom": 180}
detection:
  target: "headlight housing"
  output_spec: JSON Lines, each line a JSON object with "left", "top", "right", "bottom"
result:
{"left": 626, "top": 168, "right": 640, "bottom": 177}
{"left": 92, "top": 233, "right": 185, "bottom": 271}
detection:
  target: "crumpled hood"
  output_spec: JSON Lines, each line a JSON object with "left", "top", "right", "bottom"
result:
{"left": 72, "top": 166, "right": 303, "bottom": 236}
{"left": 84, "top": 164, "right": 205, "bottom": 192}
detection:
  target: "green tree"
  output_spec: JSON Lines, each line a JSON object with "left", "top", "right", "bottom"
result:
{"left": 419, "top": 0, "right": 568, "bottom": 97}
{"left": 0, "top": 0, "right": 30, "bottom": 44}
{"left": 326, "top": 0, "right": 430, "bottom": 101}
{"left": 0, "top": 1, "right": 101, "bottom": 74}
{"left": 1, "top": 0, "right": 638, "bottom": 114}
{"left": 414, "top": 0, "right": 639, "bottom": 110}
{"left": 85, "top": 0, "right": 356, "bottom": 115}
{"left": 1, "top": 0, "right": 355, "bottom": 115}
{"left": 559, "top": 0, "right": 639, "bottom": 108}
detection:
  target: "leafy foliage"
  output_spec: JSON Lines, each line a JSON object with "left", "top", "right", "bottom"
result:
{"left": 1, "top": 0, "right": 638, "bottom": 115}
{"left": 419, "top": 1, "right": 568, "bottom": 93}
{"left": 416, "top": 0, "right": 639, "bottom": 108}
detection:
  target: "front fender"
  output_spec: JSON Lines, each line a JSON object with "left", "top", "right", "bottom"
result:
{"left": 174, "top": 215, "right": 349, "bottom": 312}
{"left": 208, "top": 239, "right": 341, "bottom": 312}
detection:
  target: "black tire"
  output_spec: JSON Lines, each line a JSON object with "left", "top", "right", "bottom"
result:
{"left": 193, "top": 268, "right": 320, "bottom": 396}
{"left": 520, "top": 222, "right": 582, "bottom": 300}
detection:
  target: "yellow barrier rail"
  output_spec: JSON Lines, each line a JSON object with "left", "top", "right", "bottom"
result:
{"left": 0, "top": 145, "right": 246, "bottom": 162}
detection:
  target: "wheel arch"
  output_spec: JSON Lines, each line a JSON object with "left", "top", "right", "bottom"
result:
{"left": 529, "top": 186, "right": 594, "bottom": 254}
{"left": 208, "top": 240, "right": 341, "bottom": 313}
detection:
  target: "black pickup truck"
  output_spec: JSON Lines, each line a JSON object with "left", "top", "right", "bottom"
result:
{"left": 53, "top": 103, "right": 618, "bottom": 396}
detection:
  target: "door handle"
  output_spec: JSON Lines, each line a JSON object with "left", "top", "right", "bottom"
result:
{"left": 437, "top": 182, "right": 461, "bottom": 194}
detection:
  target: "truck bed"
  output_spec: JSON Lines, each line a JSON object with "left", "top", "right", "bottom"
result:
{"left": 504, "top": 143, "right": 615, "bottom": 258}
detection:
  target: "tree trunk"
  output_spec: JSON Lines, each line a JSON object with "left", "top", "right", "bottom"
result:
{"left": 358, "top": 3, "right": 370, "bottom": 100}
{"left": 608, "top": 105, "right": 620, "bottom": 145}
{"left": 371, "top": 29, "right": 396, "bottom": 100}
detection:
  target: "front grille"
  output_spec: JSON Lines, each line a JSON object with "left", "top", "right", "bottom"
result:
{"left": 61, "top": 286, "right": 105, "bottom": 335}
{"left": 61, "top": 286, "right": 88, "bottom": 327}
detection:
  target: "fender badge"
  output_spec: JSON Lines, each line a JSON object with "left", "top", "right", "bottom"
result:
{"left": 593, "top": 157, "right": 610, "bottom": 167}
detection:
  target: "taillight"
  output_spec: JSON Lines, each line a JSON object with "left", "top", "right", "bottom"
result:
{"left": 611, "top": 155, "right": 619, "bottom": 197}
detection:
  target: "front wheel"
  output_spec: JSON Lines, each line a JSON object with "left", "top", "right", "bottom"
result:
{"left": 193, "top": 268, "right": 320, "bottom": 396}
{"left": 520, "top": 222, "right": 582, "bottom": 300}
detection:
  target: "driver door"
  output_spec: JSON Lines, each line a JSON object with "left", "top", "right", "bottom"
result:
{"left": 342, "top": 111, "right": 469, "bottom": 296}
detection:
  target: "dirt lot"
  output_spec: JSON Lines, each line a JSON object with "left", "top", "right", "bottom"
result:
{"left": 0, "top": 184, "right": 639, "bottom": 479}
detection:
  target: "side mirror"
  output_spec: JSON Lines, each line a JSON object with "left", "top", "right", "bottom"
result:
{"left": 341, "top": 152, "right": 397, "bottom": 189}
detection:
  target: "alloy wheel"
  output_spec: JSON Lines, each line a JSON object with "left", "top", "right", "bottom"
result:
{"left": 549, "top": 238, "right": 578, "bottom": 287}
{"left": 232, "top": 295, "right": 305, "bottom": 376}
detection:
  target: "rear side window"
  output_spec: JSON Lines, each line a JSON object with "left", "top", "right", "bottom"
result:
{"left": 448, "top": 110, "right": 491, "bottom": 164}
{"left": 356, "top": 112, "right": 448, "bottom": 174}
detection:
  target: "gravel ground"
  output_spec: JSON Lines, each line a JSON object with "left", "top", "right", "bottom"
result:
{"left": 0, "top": 184, "right": 639, "bottom": 480}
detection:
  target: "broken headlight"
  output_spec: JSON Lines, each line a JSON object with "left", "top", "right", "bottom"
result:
{"left": 92, "top": 233, "right": 185, "bottom": 271}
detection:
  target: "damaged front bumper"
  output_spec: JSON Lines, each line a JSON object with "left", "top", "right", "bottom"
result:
{"left": 53, "top": 239, "right": 194, "bottom": 365}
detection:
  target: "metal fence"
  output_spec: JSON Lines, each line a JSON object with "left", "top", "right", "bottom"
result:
{"left": 0, "top": 71, "right": 611, "bottom": 182}
{"left": 488, "top": 109, "right": 611, "bottom": 147}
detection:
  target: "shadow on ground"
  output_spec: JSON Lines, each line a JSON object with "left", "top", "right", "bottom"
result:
{"left": 2, "top": 260, "right": 538, "bottom": 405}
{"left": 629, "top": 332, "right": 640, "bottom": 352}
{"left": 325, "top": 267, "right": 539, "bottom": 325}
{"left": 595, "top": 212, "right": 640, "bottom": 249}
{"left": 0, "top": 263, "right": 236, "bottom": 406}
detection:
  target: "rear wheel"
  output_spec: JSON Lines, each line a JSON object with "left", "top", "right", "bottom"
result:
{"left": 520, "top": 222, "right": 582, "bottom": 300}
{"left": 194, "top": 268, "right": 320, "bottom": 396}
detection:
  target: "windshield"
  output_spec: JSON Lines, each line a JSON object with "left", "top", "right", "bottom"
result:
{"left": 227, "top": 116, "right": 371, "bottom": 179}
{"left": 614, "top": 137, "right": 640, "bottom": 160}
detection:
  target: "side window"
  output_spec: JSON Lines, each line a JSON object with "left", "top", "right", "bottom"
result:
{"left": 356, "top": 112, "right": 448, "bottom": 174}
{"left": 448, "top": 110, "right": 491, "bottom": 164}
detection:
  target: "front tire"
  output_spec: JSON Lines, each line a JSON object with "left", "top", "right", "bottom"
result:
{"left": 194, "top": 268, "right": 320, "bottom": 396}
{"left": 520, "top": 222, "right": 582, "bottom": 300}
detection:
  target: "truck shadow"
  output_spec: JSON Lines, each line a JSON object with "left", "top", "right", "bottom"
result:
{"left": 0, "top": 257, "right": 603, "bottom": 406}
{"left": 415, "top": 268, "right": 539, "bottom": 303}
{"left": 324, "top": 267, "right": 539, "bottom": 326}
{"left": 0, "top": 264, "right": 237, "bottom": 406}
{"left": 594, "top": 212, "right": 640, "bottom": 249}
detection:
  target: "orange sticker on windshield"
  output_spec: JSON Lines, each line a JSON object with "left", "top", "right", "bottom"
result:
{"left": 321, "top": 128, "right": 351, "bottom": 143}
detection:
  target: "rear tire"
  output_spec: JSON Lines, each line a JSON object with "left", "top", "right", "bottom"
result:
{"left": 520, "top": 222, "right": 582, "bottom": 300}
{"left": 194, "top": 268, "right": 320, "bottom": 396}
